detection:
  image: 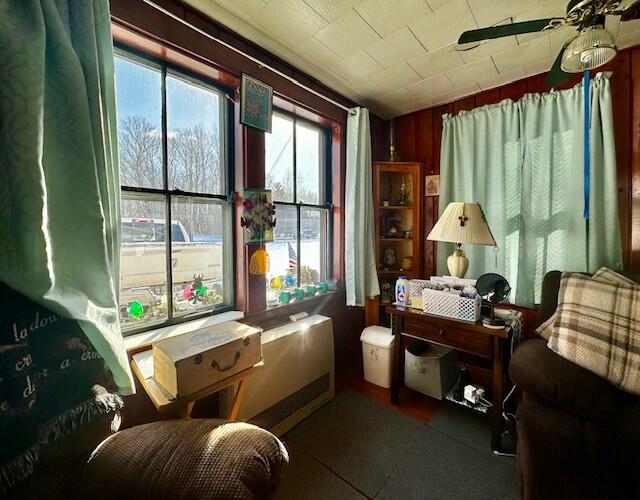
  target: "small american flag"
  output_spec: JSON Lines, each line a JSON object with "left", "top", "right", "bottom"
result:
{"left": 288, "top": 241, "right": 298, "bottom": 270}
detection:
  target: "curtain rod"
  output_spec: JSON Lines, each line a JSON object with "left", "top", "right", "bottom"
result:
{"left": 141, "top": 0, "right": 356, "bottom": 115}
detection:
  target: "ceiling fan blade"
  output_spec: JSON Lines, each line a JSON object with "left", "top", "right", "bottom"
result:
{"left": 621, "top": 0, "right": 640, "bottom": 20}
{"left": 544, "top": 42, "right": 574, "bottom": 88}
{"left": 458, "top": 18, "right": 561, "bottom": 44}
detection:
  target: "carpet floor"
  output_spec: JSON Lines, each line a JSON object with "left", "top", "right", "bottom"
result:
{"left": 276, "top": 390, "right": 517, "bottom": 500}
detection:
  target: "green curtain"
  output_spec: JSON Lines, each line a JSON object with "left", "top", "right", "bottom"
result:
{"left": 439, "top": 73, "right": 622, "bottom": 307}
{"left": 345, "top": 108, "right": 380, "bottom": 306}
{"left": 0, "top": 0, "right": 134, "bottom": 394}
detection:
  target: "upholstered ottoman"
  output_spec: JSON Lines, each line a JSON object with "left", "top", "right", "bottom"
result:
{"left": 76, "top": 419, "right": 289, "bottom": 499}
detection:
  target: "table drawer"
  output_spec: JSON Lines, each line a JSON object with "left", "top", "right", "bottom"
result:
{"left": 403, "top": 317, "right": 492, "bottom": 358}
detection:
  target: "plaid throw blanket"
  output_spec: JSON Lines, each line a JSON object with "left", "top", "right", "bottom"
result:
{"left": 547, "top": 272, "right": 640, "bottom": 395}
{"left": 536, "top": 268, "right": 636, "bottom": 339}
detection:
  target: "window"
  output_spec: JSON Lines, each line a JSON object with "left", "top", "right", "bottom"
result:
{"left": 114, "top": 50, "right": 233, "bottom": 333}
{"left": 265, "top": 113, "right": 331, "bottom": 305}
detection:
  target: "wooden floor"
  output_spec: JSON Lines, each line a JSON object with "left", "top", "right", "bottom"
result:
{"left": 335, "top": 362, "right": 441, "bottom": 423}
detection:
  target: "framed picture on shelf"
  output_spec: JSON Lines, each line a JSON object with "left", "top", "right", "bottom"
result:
{"left": 240, "top": 74, "right": 273, "bottom": 132}
{"left": 425, "top": 174, "right": 440, "bottom": 196}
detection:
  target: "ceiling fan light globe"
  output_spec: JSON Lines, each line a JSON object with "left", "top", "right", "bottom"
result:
{"left": 560, "top": 26, "right": 617, "bottom": 73}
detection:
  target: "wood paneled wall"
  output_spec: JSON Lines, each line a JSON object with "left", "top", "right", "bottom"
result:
{"left": 380, "top": 47, "right": 640, "bottom": 280}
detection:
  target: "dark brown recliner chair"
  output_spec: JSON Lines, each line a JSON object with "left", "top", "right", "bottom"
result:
{"left": 509, "top": 271, "right": 640, "bottom": 500}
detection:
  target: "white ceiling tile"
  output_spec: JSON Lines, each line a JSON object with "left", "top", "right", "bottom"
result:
{"left": 379, "top": 87, "right": 416, "bottom": 108}
{"left": 370, "top": 62, "right": 422, "bottom": 94}
{"left": 515, "top": 31, "right": 548, "bottom": 45}
{"left": 618, "top": 32, "right": 640, "bottom": 49}
{"left": 256, "top": 0, "right": 327, "bottom": 44}
{"left": 549, "top": 26, "right": 578, "bottom": 55}
{"left": 334, "top": 51, "right": 384, "bottom": 81}
{"left": 513, "top": 0, "right": 569, "bottom": 44}
{"left": 446, "top": 57, "right": 498, "bottom": 88}
{"left": 184, "top": 0, "right": 620, "bottom": 117}
{"left": 194, "top": 0, "right": 267, "bottom": 19}
{"left": 407, "top": 73, "right": 453, "bottom": 99}
{"left": 355, "top": 0, "right": 431, "bottom": 37}
{"left": 457, "top": 35, "right": 517, "bottom": 63}
{"left": 478, "top": 67, "right": 525, "bottom": 90}
{"left": 314, "top": 9, "right": 382, "bottom": 58}
{"left": 426, "top": 0, "right": 451, "bottom": 12}
{"left": 299, "top": 37, "right": 344, "bottom": 68}
{"left": 366, "top": 28, "right": 426, "bottom": 68}
{"left": 523, "top": 56, "right": 554, "bottom": 77}
{"left": 618, "top": 18, "right": 640, "bottom": 38}
{"left": 492, "top": 36, "right": 551, "bottom": 74}
{"left": 429, "top": 82, "right": 482, "bottom": 107}
{"left": 302, "top": 0, "right": 356, "bottom": 23}
{"left": 409, "top": 0, "right": 478, "bottom": 51}
{"left": 408, "top": 45, "right": 465, "bottom": 79}
{"left": 467, "top": 0, "right": 545, "bottom": 28}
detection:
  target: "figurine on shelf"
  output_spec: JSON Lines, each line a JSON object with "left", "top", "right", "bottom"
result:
{"left": 383, "top": 212, "right": 403, "bottom": 238}
{"left": 382, "top": 248, "right": 398, "bottom": 270}
{"left": 380, "top": 282, "right": 393, "bottom": 304}
{"left": 400, "top": 257, "right": 413, "bottom": 271}
{"left": 398, "top": 176, "right": 409, "bottom": 205}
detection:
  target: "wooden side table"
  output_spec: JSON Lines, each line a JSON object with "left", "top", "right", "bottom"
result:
{"left": 386, "top": 305, "right": 511, "bottom": 451}
{"left": 131, "top": 349, "right": 262, "bottom": 419}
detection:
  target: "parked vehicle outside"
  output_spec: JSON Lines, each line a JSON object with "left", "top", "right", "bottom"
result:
{"left": 119, "top": 217, "right": 223, "bottom": 326}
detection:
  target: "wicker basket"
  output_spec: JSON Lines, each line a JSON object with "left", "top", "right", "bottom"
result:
{"left": 422, "top": 288, "right": 481, "bottom": 322}
{"left": 408, "top": 280, "right": 431, "bottom": 309}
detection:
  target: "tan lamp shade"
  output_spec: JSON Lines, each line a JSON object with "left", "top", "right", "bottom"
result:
{"left": 427, "top": 202, "right": 496, "bottom": 246}
{"left": 427, "top": 202, "right": 495, "bottom": 278}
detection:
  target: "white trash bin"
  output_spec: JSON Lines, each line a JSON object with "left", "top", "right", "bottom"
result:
{"left": 360, "top": 326, "right": 394, "bottom": 388}
{"left": 404, "top": 341, "right": 457, "bottom": 400}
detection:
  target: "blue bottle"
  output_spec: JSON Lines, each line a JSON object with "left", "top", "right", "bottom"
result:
{"left": 395, "top": 276, "right": 408, "bottom": 306}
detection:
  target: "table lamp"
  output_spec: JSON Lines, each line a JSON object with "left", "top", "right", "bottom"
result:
{"left": 427, "top": 202, "right": 496, "bottom": 278}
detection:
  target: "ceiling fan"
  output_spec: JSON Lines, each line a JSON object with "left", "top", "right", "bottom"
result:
{"left": 458, "top": 0, "right": 640, "bottom": 87}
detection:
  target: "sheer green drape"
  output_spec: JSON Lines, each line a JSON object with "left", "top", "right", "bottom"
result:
{"left": 439, "top": 73, "right": 622, "bottom": 307}
{"left": 0, "top": 0, "right": 134, "bottom": 394}
{"left": 345, "top": 108, "right": 380, "bottom": 306}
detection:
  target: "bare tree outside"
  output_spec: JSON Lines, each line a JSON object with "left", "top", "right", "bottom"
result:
{"left": 119, "top": 115, "right": 162, "bottom": 188}
{"left": 119, "top": 116, "right": 224, "bottom": 239}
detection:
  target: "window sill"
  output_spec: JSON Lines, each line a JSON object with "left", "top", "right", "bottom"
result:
{"left": 124, "top": 290, "right": 344, "bottom": 353}
{"left": 124, "top": 310, "right": 245, "bottom": 352}
{"left": 265, "top": 288, "right": 341, "bottom": 311}
{"left": 245, "top": 289, "right": 343, "bottom": 327}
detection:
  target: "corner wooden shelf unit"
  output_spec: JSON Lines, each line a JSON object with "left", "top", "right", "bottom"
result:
{"left": 366, "top": 161, "right": 423, "bottom": 326}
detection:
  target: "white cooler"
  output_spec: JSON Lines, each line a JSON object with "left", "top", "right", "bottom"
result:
{"left": 360, "top": 326, "right": 394, "bottom": 388}
{"left": 404, "top": 341, "right": 457, "bottom": 400}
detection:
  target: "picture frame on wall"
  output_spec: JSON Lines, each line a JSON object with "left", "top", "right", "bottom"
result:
{"left": 425, "top": 175, "right": 440, "bottom": 196}
{"left": 240, "top": 74, "right": 273, "bottom": 133}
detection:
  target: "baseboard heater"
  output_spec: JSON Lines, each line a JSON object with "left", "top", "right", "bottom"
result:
{"left": 219, "top": 314, "right": 335, "bottom": 436}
